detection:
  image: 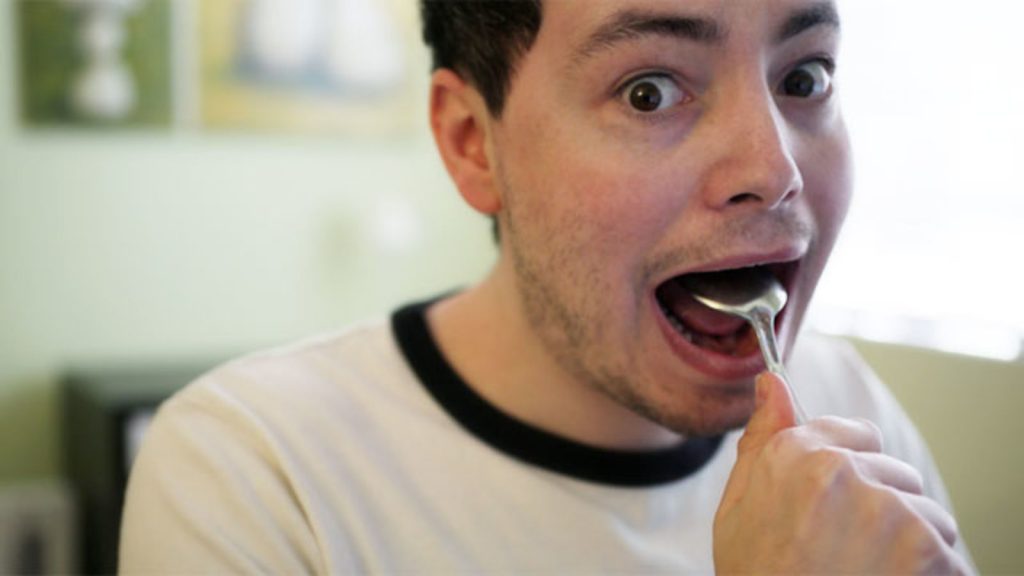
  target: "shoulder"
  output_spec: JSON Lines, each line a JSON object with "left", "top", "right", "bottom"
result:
{"left": 789, "top": 332, "right": 890, "bottom": 418}
{"left": 788, "top": 333, "right": 920, "bottom": 446}
{"left": 192, "top": 317, "right": 403, "bottom": 396}
{"left": 137, "top": 313, "right": 461, "bottom": 492}
{"left": 120, "top": 317, "right": 422, "bottom": 572}
{"left": 130, "top": 315, "right": 435, "bottom": 507}
{"left": 788, "top": 332, "right": 940, "bottom": 469}
{"left": 134, "top": 314, "right": 414, "bottom": 470}
{"left": 165, "top": 317, "right": 424, "bottom": 432}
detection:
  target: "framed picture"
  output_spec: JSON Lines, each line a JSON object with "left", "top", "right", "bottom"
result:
{"left": 16, "top": 0, "right": 173, "bottom": 128}
{"left": 198, "top": 0, "right": 422, "bottom": 135}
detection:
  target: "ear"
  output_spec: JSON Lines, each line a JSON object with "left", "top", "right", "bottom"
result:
{"left": 429, "top": 69, "right": 502, "bottom": 215}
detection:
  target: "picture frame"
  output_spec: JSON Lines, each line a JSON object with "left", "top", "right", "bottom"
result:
{"left": 197, "top": 0, "right": 422, "bottom": 135}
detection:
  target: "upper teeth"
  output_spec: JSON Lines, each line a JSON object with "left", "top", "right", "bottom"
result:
{"left": 660, "top": 302, "right": 696, "bottom": 343}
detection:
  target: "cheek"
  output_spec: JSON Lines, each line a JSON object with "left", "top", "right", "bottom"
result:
{"left": 817, "top": 162, "right": 852, "bottom": 244}
{"left": 803, "top": 129, "right": 853, "bottom": 245}
{"left": 510, "top": 134, "right": 688, "bottom": 253}
{"left": 558, "top": 169, "right": 685, "bottom": 269}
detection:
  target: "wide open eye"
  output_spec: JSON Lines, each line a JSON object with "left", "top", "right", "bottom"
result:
{"left": 780, "top": 59, "right": 834, "bottom": 98}
{"left": 621, "top": 75, "right": 686, "bottom": 113}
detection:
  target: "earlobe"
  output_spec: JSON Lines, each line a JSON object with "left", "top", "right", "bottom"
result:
{"left": 429, "top": 69, "right": 502, "bottom": 215}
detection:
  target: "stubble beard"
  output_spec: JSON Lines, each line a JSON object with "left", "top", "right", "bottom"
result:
{"left": 500, "top": 202, "right": 729, "bottom": 440}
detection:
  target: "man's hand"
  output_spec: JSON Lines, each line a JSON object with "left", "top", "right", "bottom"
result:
{"left": 713, "top": 372, "right": 970, "bottom": 574}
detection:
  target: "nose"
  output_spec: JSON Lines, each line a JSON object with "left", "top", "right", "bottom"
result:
{"left": 698, "top": 86, "right": 803, "bottom": 211}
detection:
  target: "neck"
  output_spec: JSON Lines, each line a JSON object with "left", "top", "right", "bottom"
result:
{"left": 427, "top": 259, "right": 683, "bottom": 451}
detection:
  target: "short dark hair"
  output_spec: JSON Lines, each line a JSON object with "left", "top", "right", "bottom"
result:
{"left": 421, "top": 0, "right": 542, "bottom": 117}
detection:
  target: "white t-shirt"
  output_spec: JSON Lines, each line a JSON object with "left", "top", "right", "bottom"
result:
{"left": 120, "top": 299, "right": 962, "bottom": 574}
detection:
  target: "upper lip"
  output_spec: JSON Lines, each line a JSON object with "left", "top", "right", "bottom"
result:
{"left": 651, "top": 243, "right": 808, "bottom": 289}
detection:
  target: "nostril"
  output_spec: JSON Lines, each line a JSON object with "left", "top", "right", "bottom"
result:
{"left": 727, "top": 192, "right": 761, "bottom": 205}
{"left": 726, "top": 187, "right": 799, "bottom": 207}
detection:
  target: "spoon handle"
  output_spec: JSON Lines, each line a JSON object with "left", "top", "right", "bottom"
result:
{"left": 749, "top": 308, "right": 809, "bottom": 425}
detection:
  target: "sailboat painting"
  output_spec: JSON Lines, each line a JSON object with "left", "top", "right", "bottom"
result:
{"left": 16, "top": 0, "right": 173, "bottom": 128}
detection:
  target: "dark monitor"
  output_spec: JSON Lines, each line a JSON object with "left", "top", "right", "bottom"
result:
{"left": 62, "top": 360, "right": 217, "bottom": 574}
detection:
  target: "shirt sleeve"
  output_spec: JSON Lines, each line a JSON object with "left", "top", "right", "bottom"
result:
{"left": 119, "top": 378, "right": 324, "bottom": 574}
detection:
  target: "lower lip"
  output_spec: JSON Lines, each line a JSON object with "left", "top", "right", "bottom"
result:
{"left": 650, "top": 293, "right": 770, "bottom": 381}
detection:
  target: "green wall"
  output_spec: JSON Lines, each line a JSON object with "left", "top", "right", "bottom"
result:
{"left": 852, "top": 339, "right": 1024, "bottom": 575}
{"left": 0, "top": 2, "right": 495, "bottom": 482}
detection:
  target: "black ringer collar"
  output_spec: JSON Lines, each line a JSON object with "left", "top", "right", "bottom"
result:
{"left": 391, "top": 297, "right": 723, "bottom": 488}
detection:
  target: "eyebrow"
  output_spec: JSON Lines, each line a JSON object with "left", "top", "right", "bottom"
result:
{"left": 776, "top": 2, "right": 841, "bottom": 44}
{"left": 572, "top": 2, "right": 840, "bottom": 64}
{"left": 573, "top": 11, "right": 723, "bottom": 64}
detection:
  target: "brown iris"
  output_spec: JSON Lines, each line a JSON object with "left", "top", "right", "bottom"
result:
{"left": 628, "top": 81, "right": 663, "bottom": 112}
{"left": 783, "top": 69, "right": 817, "bottom": 97}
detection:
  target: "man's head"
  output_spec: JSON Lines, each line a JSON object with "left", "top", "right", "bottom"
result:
{"left": 426, "top": 0, "right": 852, "bottom": 437}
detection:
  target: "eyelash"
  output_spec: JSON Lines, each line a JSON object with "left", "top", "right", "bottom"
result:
{"left": 803, "top": 55, "right": 837, "bottom": 75}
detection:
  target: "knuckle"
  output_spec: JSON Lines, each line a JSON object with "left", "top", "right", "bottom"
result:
{"left": 894, "top": 533, "right": 952, "bottom": 575}
{"left": 807, "top": 416, "right": 884, "bottom": 452}
{"left": 804, "top": 415, "right": 841, "bottom": 440}
{"left": 811, "top": 414, "right": 847, "bottom": 429}
{"left": 855, "top": 417, "right": 884, "bottom": 451}
{"left": 904, "top": 464, "right": 926, "bottom": 494}
{"left": 890, "top": 501, "right": 946, "bottom": 558}
{"left": 859, "top": 483, "right": 901, "bottom": 525}
{"left": 805, "top": 447, "right": 855, "bottom": 490}
{"left": 907, "top": 526, "right": 946, "bottom": 562}
{"left": 763, "top": 427, "right": 801, "bottom": 457}
{"left": 852, "top": 486, "right": 963, "bottom": 573}
{"left": 736, "top": 429, "right": 765, "bottom": 454}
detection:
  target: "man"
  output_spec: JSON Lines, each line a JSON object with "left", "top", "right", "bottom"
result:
{"left": 121, "top": 0, "right": 973, "bottom": 573}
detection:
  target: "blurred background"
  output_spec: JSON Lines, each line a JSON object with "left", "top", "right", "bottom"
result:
{"left": 0, "top": 0, "right": 1021, "bottom": 573}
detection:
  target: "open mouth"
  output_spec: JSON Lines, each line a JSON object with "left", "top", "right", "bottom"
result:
{"left": 654, "top": 261, "right": 797, "bottom": 360}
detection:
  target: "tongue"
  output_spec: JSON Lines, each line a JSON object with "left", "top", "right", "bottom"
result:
{"left": 660, "top": 278, "right": 747, "bottom": 336}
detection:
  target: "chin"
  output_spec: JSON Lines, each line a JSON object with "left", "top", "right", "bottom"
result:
{"left": 650, "top": 382, "right": 757, "bottom": 438}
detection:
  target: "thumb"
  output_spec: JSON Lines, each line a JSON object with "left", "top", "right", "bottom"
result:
{"left": 739, "top": 372, "right": 799, "bottom": 454}
{"left": 717, "top": 372, "right": 801, "bottom": 514}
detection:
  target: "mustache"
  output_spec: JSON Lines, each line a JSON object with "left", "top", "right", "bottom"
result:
{"left": 642, "top": 211, "right": 813, "bottom": 285}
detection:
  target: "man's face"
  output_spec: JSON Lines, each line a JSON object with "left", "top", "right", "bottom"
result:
{"left": 489, "top": 0, "right": 852, "bottom": 436}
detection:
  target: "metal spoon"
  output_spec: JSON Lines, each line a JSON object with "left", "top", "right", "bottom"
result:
{"left": 679, "top": 267, "right": 809, "bottom": 424}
